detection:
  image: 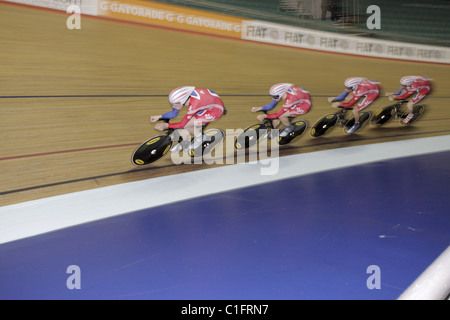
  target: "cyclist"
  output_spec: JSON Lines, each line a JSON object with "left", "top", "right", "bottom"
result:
{"left": 385, "top": 76, "right": 431, "bottom": 124}
{"left": 328, "top": 77, "right": 380, "bottom": 134}
{"left": 150, "top": 86, "right": 226, "bottom": 152}
{"left": 251, "top": 83, "right": 311, "bottom": 138}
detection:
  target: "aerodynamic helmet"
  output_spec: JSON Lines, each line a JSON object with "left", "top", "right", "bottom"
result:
{"left": 169, "top": 86, "right": 196, "bottom": 105}
{"left": 344, "top": 77, "right": 366, "bottom": 90}
{"left": 269, "top": 83, "right": 293, "bottom": 99}
{"left": 400, "top": 76, "right": 419, "bottom": 87}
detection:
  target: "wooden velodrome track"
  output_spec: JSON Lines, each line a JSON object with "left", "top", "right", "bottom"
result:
{"left": 1, "top": 2, "right": 449, "bottom": 207}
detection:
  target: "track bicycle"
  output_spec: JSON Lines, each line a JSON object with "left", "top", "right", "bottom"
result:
{"left": 234, "top": 111, "right": 308, "bottom": 150}
{"left": 310, "top": 107, "right": 371, "bottom": 137}
{"left": 370, "top": 100, "right": 425, "bottom": 127}
{"left": 132, "top": 120, "right": 225, "bottom": 166}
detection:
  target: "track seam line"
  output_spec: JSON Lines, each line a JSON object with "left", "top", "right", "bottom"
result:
{"left": 2, "top": 129, "right": 449, "bottom": 196}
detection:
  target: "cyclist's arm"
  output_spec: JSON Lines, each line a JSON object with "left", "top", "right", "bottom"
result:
{"left": 331, "top": 89, "right": 349, "bottom": 102}
{"left": 338, "top": 94, "right": 359, "bottom": 108}
{"left": 392, "top": 86, "right": 404, "bottom": 95}
{"left": 261, "top": 100, "right": 278, "bottom": 111}
{"left": 265, "top": 108, "right": 286, "bottom": 119}
{"left": 161, "top": 108, "right": 180, "bottom": 120}
{"left": 168, "top": 113, "right": 191, "bottom": 129}
{"left": 394, "top": 87, "right": 413, "bottom": 100}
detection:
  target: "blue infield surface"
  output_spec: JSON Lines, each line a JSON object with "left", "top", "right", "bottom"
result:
{"left": 0, "top": 147, "right": 449, "bottom": 300}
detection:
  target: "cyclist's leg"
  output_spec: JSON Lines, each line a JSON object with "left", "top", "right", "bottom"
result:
{"left": 278, "top": 111, "right": 292, "bottom": 127}
{"left": 189, "top": 108, "right": 224, "bottom": 148}
{"left": 170, "top": 127, "right": 191, "bottom": 152}
{"left": 403, "top": 89, "right": 429, "bottom": 123}
{"left": 184, "top": 116, "right": 200, "bottom": 139}
{"left": 280, "top": 102, "right": 310, "bottom": 136}
{"left": 263, "top": 109, "right": 287, "bottom": 138}
{"left": 346, "top": 94, "right": 376, "bottom": 133}
{"left": 356, "top": 93, "right": 377, "bottom": 113}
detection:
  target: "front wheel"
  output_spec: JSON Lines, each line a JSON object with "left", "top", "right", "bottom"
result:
{"left": 234, "top": 123, "right": 268, "bottom": 150}
{"left": 278, "top": 120, "right": 308, "bottom": 145}
{"left": 400, "top": 104, "right": 425, "bottom": 125}
{"left": 344, "top": 111, "right": 371, "bottom": 133}
{"left": 370, "top": 105, "right": 398, "bottom": 127}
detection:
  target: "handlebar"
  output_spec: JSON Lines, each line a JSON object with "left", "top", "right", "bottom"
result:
{"left": 154, "top": 118, "right": 174, "bottom": 134}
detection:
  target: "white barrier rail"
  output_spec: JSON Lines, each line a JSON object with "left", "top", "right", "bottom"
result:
{"left": 398, "top": 246, "right": 450, "bottom": 300}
